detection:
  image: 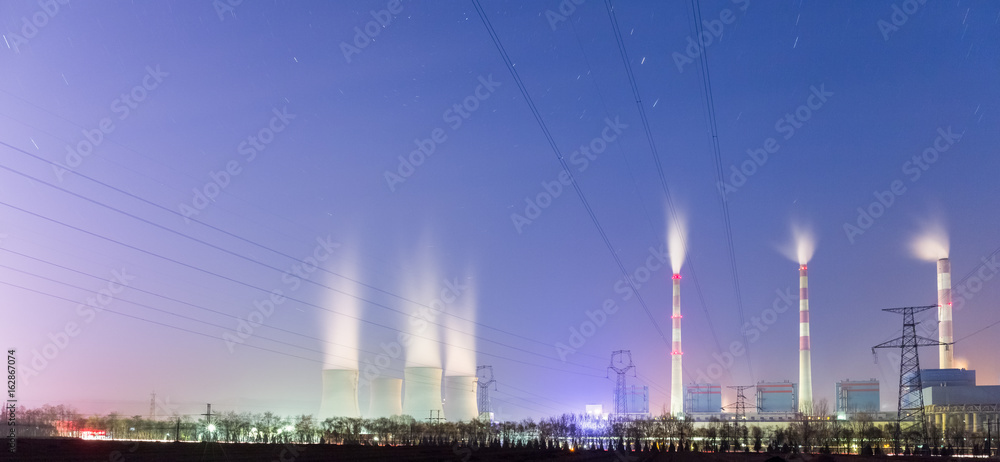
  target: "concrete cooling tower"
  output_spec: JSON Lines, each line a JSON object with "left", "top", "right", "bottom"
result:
{"left": 443, "top": 376, "right": 479, "bottom": 422}
{"left": 403, "top": 367, "right": 444, "bottom": 420}
{"left": 368, "top": 377, "right": 403, "bottom": 418}
{"left": 319, "top": 369, "right": 361, "bottom": 419}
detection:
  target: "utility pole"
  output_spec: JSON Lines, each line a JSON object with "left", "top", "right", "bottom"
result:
{"left": 149, "top": 391, "right": 156, "bottom": 421}
{"left": 201, "top": 403, "right": 214, "bottom": 442}
{"left": 427, "top": 410, "right": 444, "bottom": 424}
{"left": 872, "top": 304, "right": 948, "bottom": 454}
{"left": 607, "top": 350, "right": 636, "bottom": 421}
{"left": 986, "top": 417, "right": 997, "bottom": 458}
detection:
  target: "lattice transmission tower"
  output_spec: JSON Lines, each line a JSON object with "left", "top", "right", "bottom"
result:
{"left": 872, "top": 304, "right": 948, "bottom": 452}
{"left": 607, "top": 350, "right": 636, "bottom": 418}
{"left": 476, "top": 365, "right": 497, "bottom": 419}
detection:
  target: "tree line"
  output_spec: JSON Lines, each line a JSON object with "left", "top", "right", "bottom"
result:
{"left": 5, "top": 404, "right": 995, "bottom": 456}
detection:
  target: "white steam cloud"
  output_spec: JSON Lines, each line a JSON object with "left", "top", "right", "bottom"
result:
{"left": 444, "top": 279, "right": 477, "bottom": 377}
{"left": 779, "top": 222, "right": 817, "bottom": 265}
{"left": 667, "top": 213, "right": 687, "bottom": 274}
{"left": 401, "top": 248, "right": 443, "bottom": 369}
{"left": 911, "top": 220, "right": 949, "bottom": 262}
{"left": 322, "top": 254, "right": 361, "bottom": 370}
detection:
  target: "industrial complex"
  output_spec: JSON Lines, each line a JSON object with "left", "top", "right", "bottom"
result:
{"left": 315, "top": 237, "right": 998, "bottom": 449}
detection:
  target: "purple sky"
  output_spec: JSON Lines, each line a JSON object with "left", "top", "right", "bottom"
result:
{"left": 1, "top": 0, "right": 998, "bottom": 421}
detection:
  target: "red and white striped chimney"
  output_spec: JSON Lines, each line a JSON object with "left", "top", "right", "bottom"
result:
{"left": 670, "top": 273, "right": 683, "bottom": 416}
{"left": 798, "top": 264, "right": 813, "bottom": 414}
{"left": 937, "top": 258, "right": 953, "bottom": 369}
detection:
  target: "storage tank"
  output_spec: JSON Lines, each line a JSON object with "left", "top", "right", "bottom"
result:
{"left": 368, "top": 377, "right": 403, "bottom": 418}
{"left": 403, "top": 367, "right": 444, "bottom": 420}
{"left": 319, "top": 369, "right": 361, "bottom": 419}
{"left": 443, "top": 375, "right": 479, "bottom": 422}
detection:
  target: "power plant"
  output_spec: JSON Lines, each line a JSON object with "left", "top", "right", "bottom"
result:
{"left": 312, "top": 224, "right": 999, "bottom": 440}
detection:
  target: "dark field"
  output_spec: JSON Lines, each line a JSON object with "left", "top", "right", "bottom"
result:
{"left": 0, "top": 439, "right": 969, "bottom": 462}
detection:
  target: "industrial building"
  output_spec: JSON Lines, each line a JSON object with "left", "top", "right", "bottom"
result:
{"left": 757, "top": 381, "right": 797, "bottom": 413}
{"left": 920, "top": 369, "right": 1000, "bottom": 433}
{"left": 835, "top": 379, "right": 880, "bottom": 415}
{"left": 685, "top": 383, "right": 722, "bottom": 414}
{"left": 625, "top": 385, "right": 650, "bottom": 417}
{"left": 919, "top": 368, "right": 975, "bottom": 388}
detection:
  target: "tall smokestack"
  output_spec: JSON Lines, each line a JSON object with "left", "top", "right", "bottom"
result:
{"left": 670, "top": 274, "right": 683, "bottom": 416}
{"left": 798, "top": 265, "right": 813, "bottom": 414}
{"left": 938, "top": 258, "right": 953, "bottom": 368}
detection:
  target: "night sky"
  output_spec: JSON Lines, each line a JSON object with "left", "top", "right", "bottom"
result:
{"left": 1, "top": 1, "right": 998, "bottom": 421}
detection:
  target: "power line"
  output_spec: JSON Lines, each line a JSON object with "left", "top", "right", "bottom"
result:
{"left": 0, "top": 139, "right": 570, "bottom": 356}
{"left": 471, "top": 0, "right": 669, "bottom": 348}
{"left": 599, "top": 0, "right": 727, "bottom": 362}
{"left": 685, "top": 0, "right": 754, "bottom": 378}
{"left": 0, "top": 270, "right": 608, "bottom": 379}
{"left": 0, "top": 197, "right": 612, "bottom": 372}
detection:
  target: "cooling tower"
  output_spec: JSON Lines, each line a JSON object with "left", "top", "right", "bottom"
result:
{"left": 403, "top": 367, "right": 444, "bottom": 420}
{"left": 368, "top": 377, "right": 403, "bottom": 418}
{"left": 670, "top": 274, "right": 683, "bottom": 417}
{"left": 443, "top": 376, "right": 479, "bottom": 422}
{"left": 938, "top": 258, "right": 953, "bottom": 369}
{"left": 798, "top": 265, "right": 813, "bottom": 414}
{"left": 319, "top": 369, "right": 361, "bottom": 419}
